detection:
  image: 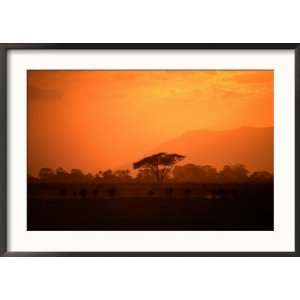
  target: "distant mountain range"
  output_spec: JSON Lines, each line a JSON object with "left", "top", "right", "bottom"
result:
{"left": 147, "top": 126, "right": 273, "bottom": 172}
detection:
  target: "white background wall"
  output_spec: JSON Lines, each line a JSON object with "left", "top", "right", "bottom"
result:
{"left": 1, "top": 0, "right": 300, "bottom": 299}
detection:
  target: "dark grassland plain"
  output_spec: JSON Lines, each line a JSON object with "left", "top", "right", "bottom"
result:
{"left": 28, "top": 182, "right": 273, "bottom": 231}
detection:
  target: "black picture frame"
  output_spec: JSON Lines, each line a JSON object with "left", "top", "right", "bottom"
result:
{"left": 0, "top": 43, "right": 299, "bottom": 257}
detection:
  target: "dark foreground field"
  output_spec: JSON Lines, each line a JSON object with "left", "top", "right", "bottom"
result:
{"left": 28, "top": 182, "right": 273, "bottom": 231}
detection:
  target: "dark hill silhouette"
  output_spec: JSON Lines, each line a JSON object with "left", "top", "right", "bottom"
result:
{"left": 150, "top": 127, "right": 273, "bottom": 173}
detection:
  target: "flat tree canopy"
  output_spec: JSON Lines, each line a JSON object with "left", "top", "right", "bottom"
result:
{"left": 133, "top": 152, "right": 185, "bottom": 183}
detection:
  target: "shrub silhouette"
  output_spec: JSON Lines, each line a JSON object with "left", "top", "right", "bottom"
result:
{"left": 249, "top": 171, "right": 273, "bottom": 182}
{"left": 173, "top": 164, "right": 218, "bottom": 182}
{"left": 92, "top": 189, "right": 99, "bottom": 197}
{"left": 107, "top": 187, "right": 117, "bottom": 197}
{"left": 147, "top": 190, "right": 155, "bottom": 196}
{"left": 184, "top": 188, "right": 192, "bottom": 196}
{"left": 219, "top": 164, "right": 249, "bottom": 183}
{"left": 59, "top": 188, "right": 67, "bottom": 197}
{"left": 165, "top": 187, "right": 174, "bottom": 196}
{"left": 136, "top": 168, "right": 157, "bottom": 183}
{"left": 39, "top": 168, "right": 55, "bottom": 182}
{"left": 35, "top": 162, "right": 273, "bottom": 184}
{"left": 79, "top": 188, "right": 87, "bottom": 198}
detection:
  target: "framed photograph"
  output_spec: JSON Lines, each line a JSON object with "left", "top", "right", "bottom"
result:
{"left": 0, "top": 43, "right": 299, "bottom": 256}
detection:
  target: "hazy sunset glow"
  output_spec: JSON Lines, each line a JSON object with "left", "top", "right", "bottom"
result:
{"left": 28, "top": 70, "right": 273, "bottom": 176}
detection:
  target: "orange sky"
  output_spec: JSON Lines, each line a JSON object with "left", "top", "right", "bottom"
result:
{"left": 28, "top": 70, "right": 273, "bottom": 176}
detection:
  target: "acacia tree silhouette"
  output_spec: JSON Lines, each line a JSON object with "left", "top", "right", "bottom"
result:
{"left": 133, "top": 152, "right": 185, "bottom": 184}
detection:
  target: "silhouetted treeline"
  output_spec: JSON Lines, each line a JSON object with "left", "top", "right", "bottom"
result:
{"left": 28, "top": 164, "right": 273, "bottom": 184}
